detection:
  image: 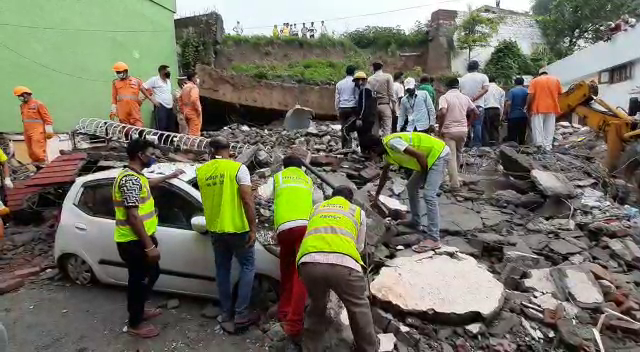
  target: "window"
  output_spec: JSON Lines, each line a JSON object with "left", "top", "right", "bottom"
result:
{"left": 599, "top": 63, "right": 633, "bottom": 84}
{"left": 77, "top": 182, "right": 115, "bottom": 219}
{"left": 150, "top": 184, "right": 203, "bottom": 230}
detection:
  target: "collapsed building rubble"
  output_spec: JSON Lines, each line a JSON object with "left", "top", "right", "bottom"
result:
{"left": 2, "top": 118, "right": 640, "bottom": 351}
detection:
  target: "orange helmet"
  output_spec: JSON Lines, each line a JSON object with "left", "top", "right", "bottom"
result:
{"left": 13, "top": 86, "right": 32, "bottom": 96}
{"left": 112, "top": 62, "right": 129, "bottom": 72}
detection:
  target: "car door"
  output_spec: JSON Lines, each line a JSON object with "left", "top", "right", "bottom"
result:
{"left": 149, "top": 181, "right": 218, "bottom": 297}
{"left": 73, "top": 179, "right": 128, "bottom": 284}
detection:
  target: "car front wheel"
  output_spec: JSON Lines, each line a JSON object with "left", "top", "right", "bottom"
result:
{"left": 63, "top": 255, "right": 95, "bottom": 286}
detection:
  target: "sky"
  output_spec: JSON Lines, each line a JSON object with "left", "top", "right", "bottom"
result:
{"left": 175, "top": 0, "right": 533, "bottom": 35}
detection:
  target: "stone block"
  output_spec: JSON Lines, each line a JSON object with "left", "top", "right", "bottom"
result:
{"left": 551, "top": 266, "right": 603, "bottom": 309}
{"left": 499, "top": 146, "right": 538, "bottom": 180}
{"left": 0, "top": 278, "right": 24, "bottom": 294}
{"left": 531, "top": 170, "right": 575, "bottom": 198}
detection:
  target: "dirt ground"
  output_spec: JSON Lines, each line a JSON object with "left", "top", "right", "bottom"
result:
{"left": 0, "top": 280, "right": 268, "bottom": 352}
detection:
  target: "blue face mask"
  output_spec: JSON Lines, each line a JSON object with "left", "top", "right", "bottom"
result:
{"left": 141, "top": 155, "right": 156, "bottom": 169}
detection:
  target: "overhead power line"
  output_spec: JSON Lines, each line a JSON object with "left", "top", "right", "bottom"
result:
{"left": 243, "top": 0, "right": 465, "bottom": 30}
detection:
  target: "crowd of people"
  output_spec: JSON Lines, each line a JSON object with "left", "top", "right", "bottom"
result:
{"left": 232, "top": 20, "right": 330, "bottom": 38}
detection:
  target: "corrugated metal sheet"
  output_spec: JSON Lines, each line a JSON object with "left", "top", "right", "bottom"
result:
{"left": 6, "top": 153, "right": 87, "bottom": 211}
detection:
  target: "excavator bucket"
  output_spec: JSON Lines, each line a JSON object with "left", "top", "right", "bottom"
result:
{"left": 284, "top": 105, "right": 314, "bottom": 131}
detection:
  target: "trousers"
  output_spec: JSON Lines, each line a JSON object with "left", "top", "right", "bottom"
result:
{"left": 531, "top": 113, "right": 556, "bottom": 150}
{"left": 154, "top": 105, "right": 177, "bottom": 132}
{"left": 276, "top": 226, "right": 308, "bottom": 337}
{"left": 298, "top": 262, "right": 377, "bottom": 352}
{"left": 23, "top": 127, "right": 47, "bottom": 163}
{"left": 338, "top": 107, "right": 358, "bottom": 149}
{"left": 406, "top": 153, "right": 449, "bottom": 241}
{"left": 507, "top": 118, "right": 527, "bottom": 145}
{"left": 116, "top": 235, "right": 160, "bottom": 328}
{"left": 376, "top": 104, "right": 393, "bottom": 137}
{"left": 483, "top": 107, "right": 501, "bottom": 145}
{"left": 470, "top": 106, "right": 484, "bottom": 147}
{"left": 442, "top": 131, "right": 467, "bottom": 188}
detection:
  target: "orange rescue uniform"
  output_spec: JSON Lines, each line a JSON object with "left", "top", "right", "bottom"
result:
{"left": 112, "top": 76, "right": 145, "bottom": 127}
{"left": 179, "top": 82, "right": 202, "bottom": 136}
{"left": 20, "top": 99, "right": 52, "bottom": 163}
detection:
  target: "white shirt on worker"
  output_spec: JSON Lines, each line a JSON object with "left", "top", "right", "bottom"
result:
{"left": 484, "top": 82, "right": 505, "bottom": 111}
{"left": 387, "top": 137, "right": 450, "bottom": 158}
{"left": 393, "top": 81, "right": 404, "bottom": 112}
{"left": 335, "top": 75, "right": 357, "bottom": 110}
{"left": 143, "top": 76, "right": 173, "bottom": 109}
{"left": 459, "top": 71, "right": 489, "bottom": 107}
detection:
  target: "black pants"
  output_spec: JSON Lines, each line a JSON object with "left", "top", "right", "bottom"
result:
{"left": 116, "top": 235, "right": 160, "bottom": 328}
{"left": 483, "top": 107, "right": 501, "bottom": 146}
{"left": 507, "top": 118, "right": 527, "bottom": 145}
{"left": 339, "top": 107, "right": 358, "bottom": 149}
{"left": 154, "top": 105, "right": 177, "bottom": 132}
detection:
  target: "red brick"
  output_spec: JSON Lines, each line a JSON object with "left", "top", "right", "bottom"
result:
{"left": 583, "top": 263, "right": 612, "bottom": 282}
{"left": 13, "top": 266, "right": 43, "bottom": 279}
{"left": 0, "top": 278, "right": 24, "bottom": 294}
{"left": 619, "top": 300, "right": 640, "bottom": 313}
{"left": 608, "top": 320, "right": 640, "bottom": 335}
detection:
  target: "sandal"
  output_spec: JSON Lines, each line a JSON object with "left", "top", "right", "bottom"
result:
{"left": 411, "top": 240, "right": 442, "bottom": 253}
{"left": 143, "top": 308, "right": 162, "bottom": 321}
{"left": 127, "top": 323, "right": 160, "bottom": 338}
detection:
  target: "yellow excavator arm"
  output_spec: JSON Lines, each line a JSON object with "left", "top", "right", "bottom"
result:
{"left": 558, "top": 81, "right": 638, "bottom": 173}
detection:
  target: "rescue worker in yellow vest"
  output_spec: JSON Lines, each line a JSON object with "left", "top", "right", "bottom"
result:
{"left": 366, "top": 132, "right": 451, "bottom": 253}
{"left": 269, "top": 155, "right": 314, "bottom": 343}
{"left": 113, "top": 138, "right": 184, "bottom": 339}
{"left": 196, "top": 137, "right": 259, "bottom": 333}
{"left": 296, "top": 186, "right": 377, "bottom": 352}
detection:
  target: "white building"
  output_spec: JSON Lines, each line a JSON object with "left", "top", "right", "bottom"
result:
{"left": 546, "top": 26, "right": 640, "bottom": 113}
{"left": 451, "top": 6, "right": 544, "bottom": 74}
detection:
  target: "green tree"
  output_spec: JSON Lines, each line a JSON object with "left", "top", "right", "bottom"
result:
{"left": 456, "top": 8, "right": 502, "bottom": 60}
{"left": 536, "top": 0, "right": 639, "bottom": 58}
{"left": 343, "top": 25, "right": 429, "bottom": 51}
{"left": 529, "top": 44, "right": 555, "bottom": 72}
{"left": 531, "top": 0, "right": 554, "bottom": 16}
{"left": 483, "top": 40, "right": 534, "bottom": 85}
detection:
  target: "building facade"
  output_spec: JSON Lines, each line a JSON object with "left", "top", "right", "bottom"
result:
{"left": 546, "top": 26, "right": 639, "bottom": 113}
{"left": 0, "top": 0, "right": 179, "bottom": 133}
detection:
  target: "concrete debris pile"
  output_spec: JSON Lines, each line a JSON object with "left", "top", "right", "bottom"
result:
{"left": 234, "top": 122, "right": 640, "bottom": 351}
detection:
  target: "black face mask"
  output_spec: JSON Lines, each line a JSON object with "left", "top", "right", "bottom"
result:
{"left": 164, "top": 71, "right": 171, "bottom": 79}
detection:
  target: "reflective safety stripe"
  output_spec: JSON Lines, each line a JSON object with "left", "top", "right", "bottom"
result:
{"left": 312, "top": 207, "right": 358, "bottom": 228}
{"left": 304, "top": 226, "right": 356, "bottom": 241}
{"left": 115, "top": 210, "right": 156, "bottom": 227}
{"left": 275, "top": 183, "right": 312, "bottom": 190}
{"left": 22, "top": 119, "right": 43, "bottom": 123}
{"left": 117, "top": 95, "right": 138, "bottom": 101}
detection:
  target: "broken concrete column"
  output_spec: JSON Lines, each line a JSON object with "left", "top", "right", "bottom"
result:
{"left": 370, "top": 249, "right": 505, "bottom": 324}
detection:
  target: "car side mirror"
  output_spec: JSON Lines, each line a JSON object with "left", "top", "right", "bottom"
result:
{"left": 190, "top": 216, "right": 207, "bottom": 234}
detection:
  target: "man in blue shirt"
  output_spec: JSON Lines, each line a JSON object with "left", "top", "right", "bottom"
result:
{"left": 505, "top": 77, "right": 529, "bottom": 145}
{"left": 397, "top": 77, "right": 436, "bottom": 134}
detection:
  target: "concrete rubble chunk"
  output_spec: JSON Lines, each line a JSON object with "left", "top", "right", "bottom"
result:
{"left": 608, "top": 238, "right": 640, "bottom": 263}
{"left": 464, "top": 322, "right": 485, "bottom": 336}
{"left": 531, "top": 170, "right": 576, "bottom": 198}
{"left": 531, "top": 293, "right": 560, "bottom": 310}
{"left": 548, "top": 219, "right": 576, "bottom": 231}
{"left": 522, "top": 268, "right": 558, "bottom": 295}
{"left": 551, "top": 265, "right": 604, "bottom": 309}
{"left": 443, "top": 237, "right": 480, "bottom": 257}
{"left": 438, "top": 204, "right": 483, "bottom": 234}
{"left": 499, "top": 146, "right": 538, "bottom": 180}
{"left": 548, "top": 239, "right": 583, "bottom": 255}
{"left": 488, "top": 312, "right": 520, "bottom": 337}
{"left": 370, "top": 250, "right": 504, "bottom": 324}
{"left": 378, "top": 333, "right": 396, "bottom": 352}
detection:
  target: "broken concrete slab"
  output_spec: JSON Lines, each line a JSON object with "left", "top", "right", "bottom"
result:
{"left": 442, "top": 237, "right": 480, "bottom": 257}
{"left": 378, "top": 195, "right": 408, "bottom": 213}
{"left": 608, "top": 238, "right": 640, "bottom": 264}
{"left": 522, "top": 268, "right": 558, "bottom": 295}
{"left": 371, "top": 251, "right": 504, "bottom": 324}
{"left": 499, "top": 146, "right": 539, "bottom": 180}
{"left": 531, "top": 170, "right": 576, "bottom": 198}
{"left": 438, "top": 204, "right": 483, "bottom": 234}
{"left": 522, "top": 234, "right": 550, "bottom": 250}
{"left": 551, "top": 265, "right": 604, "bottom": 309}
{"left": 480, "top": 210, "right": 510, "bottom": 228}
{"left": 488, "top": 311, "right": 520, "bottom": 337}
{"left": 388, "top": 234, "right": 422, "bottom": 247}
{"left": 378, "top": 333, "right": 396, "bottom": 352}
{"left": 548, "top": 239, "right": 583, "bottom": 255}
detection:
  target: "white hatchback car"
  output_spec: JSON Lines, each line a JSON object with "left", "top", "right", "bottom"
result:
{"left": 54, "top": 163, "right": 280, "bottom": 299}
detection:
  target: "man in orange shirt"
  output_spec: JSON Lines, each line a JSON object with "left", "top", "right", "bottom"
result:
{"left": 111, "top": 62, "right": 158, "bottom": 127}
{"left": 527, "top": 68, "right": 563, "bottom": 151}
{"left": 14, "top": 86, "right": 54, "bottom": 164}
{"left": 179, "top": 72, "right": 202, "bottom": 136}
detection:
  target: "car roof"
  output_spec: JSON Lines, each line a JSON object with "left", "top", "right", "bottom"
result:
{"left": 76, "top": 162, "right": 200, "bottom": 183}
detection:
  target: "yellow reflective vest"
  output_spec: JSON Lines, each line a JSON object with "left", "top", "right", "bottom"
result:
{"left": 273, "top": 167, "right": 313, "bottom": 230}
{"left": 196, "top": 158, "right": 249, "bottom": 234}
{"left": 296, "top": 196, "right": 364, "bottom": 266}
{"left": 113, "top": 169, "right": 158, "bottom": 242}
{"left": 383, "top": 132, "right": 446, "bottom": 171}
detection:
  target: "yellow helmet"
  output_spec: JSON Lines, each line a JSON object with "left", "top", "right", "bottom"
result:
{"left": 13, "top": 86, "right": 32, "bottom": 96}
{"left": 113, "top": 62, "right": 129, "bottom": 72}
{"left": 353, "top": 71, "right": 367, "bottom": 80}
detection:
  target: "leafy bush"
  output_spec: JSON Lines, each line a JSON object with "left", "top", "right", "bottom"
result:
{"left": 343, "top": 25, "right": 429, "bottom": 51}
{"left": 222, "top": 34, "right": 356, "bottom": 50}
{"left": 483, "top": 40, "right": 534, "bottom": 85}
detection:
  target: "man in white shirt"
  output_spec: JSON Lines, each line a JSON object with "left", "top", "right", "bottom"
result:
{"left": 320, "top": 21, "right": 328, "bottom": 36}
{"left": 335, "top": 65, "right": 358, "bottom": 149}
{"left": 483, "top": 76, "right": 505, "bottom": 145}
{"left": 397, "top": 77, "right": 436, "bottom": 133}
{"left": 392, "top": 72, "right": 404, "bottom": 132}
{"left": 144, "top": 65, "right": 175, "bottom": 132}
{"left": 459, "top": 60, "right": 489, "bottom": 147}
{"left": 233, "top": 21, "right": 244, "bottom": 35}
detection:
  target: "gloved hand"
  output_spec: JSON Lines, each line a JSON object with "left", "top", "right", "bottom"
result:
{"left": 3, "top": 177, "right": 12, "bottom": 189}
{"left": 45, "top": 125, "right": 54, "bottom": 139}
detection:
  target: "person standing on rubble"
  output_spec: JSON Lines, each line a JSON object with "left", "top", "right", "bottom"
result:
{"left": 144, "top": 65, "right": 176, "bottom": 132}
{"left": 353, "top": 72, "right": 378, "bottom": 153}
{"left": 196, "top": 137, "right": 259, "bottom": 333}
{"left": 111, "top": 62, "right": 159, "bottom": 127}
{"left": 173, "top": 77, "right": 189, "bottom": 135}
{"left": 437, "top": 78, "right": 478, "bottom": 190}
{"left": 504, "top": 76, "right": 529, "bottom": 145}
{"left": 397, "top": 77, "right": 436, "bottom": 134}
{"left": 368, "top": 61, "right": 396, "bottom": 137}
{"left": 527, "top": 67, "right": 562, "bottom": 151}
{"left": 392, "top": 71, "right": 405, "bottom": 133}
{"left": 483, "top": 75, "right": 505, "bottom": 146}
{"left": 179, "top": 72, "right": 202, "bottom": 136}
{"left": 459, "top": 60, "right": 489, "bottom": 147}
{"left": 296, "top": 185, "right": 377, "bottom": 352}
{"left": 366, "top": 132, "right": 450, "bottom": 252}
{"left": 13, "top": 86, "right": 54, "bottom": 164}
{"left": 113, "top": 138, "right": 184, "bottom": 338}
{"left": 335, "top": 65, "right": 358, "bottom": 149}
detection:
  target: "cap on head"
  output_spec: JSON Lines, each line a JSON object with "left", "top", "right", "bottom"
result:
{"left": 209, "top": 137, "right": 230, "bottom": 152}
{"left": 539, "top": 67, "right": 548, "bottom": 74}
{"left": 13, "top": 86, "right": 32, "bottom": 96}
{"left": 113, "top": 62, "right": 129, "bottom": 72}
{"left": 404, "top": 77, "right": 416, "bottom": 90}
{"left": 353, "top": 71, "right": 367, "bottom": 81}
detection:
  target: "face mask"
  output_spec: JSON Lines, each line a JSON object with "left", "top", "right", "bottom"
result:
{"left": 116, "top": 72, "right": 126, "bottom": 79}
{"left": 164, "top": 71, "right": 171, "bottom": 79}
{"left": 18, "top": 96, "right": 28, "bottom": 103}
{"left": 141, "top": 154, "right": 157, "bottom": 169}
